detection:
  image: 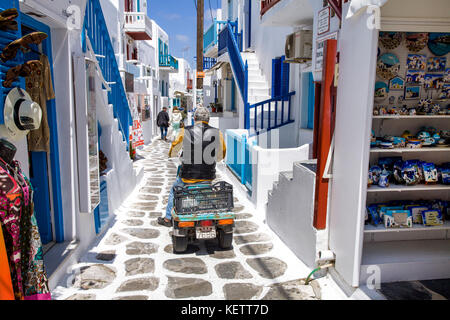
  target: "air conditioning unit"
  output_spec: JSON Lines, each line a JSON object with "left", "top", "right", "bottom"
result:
{"left": 285, "top": 30, "right": 313, "bottom": 63}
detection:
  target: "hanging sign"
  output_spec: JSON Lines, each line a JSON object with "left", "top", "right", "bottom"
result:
{"left": 315, "top": 32, "right": 339, "bottom": 73}
{"left": 318, "top": 6, "right": 331, "bottom": 35}
{"left": 132, "top": 120, "right": 144, "bottom": 148}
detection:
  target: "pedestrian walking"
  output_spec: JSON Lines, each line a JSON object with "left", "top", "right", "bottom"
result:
{"left": 157, "top": 107, "right": 170, "bottom": 141}
{"left": 168, "top": 107, "right": 183, "bottom": 141}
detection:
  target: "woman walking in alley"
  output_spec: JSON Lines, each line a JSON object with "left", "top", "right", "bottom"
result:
{"left": 168, "top": 107, "right": 183, "bottom": 142}
{"left": 157, "top": 107, "right": 170, "bottom": 141}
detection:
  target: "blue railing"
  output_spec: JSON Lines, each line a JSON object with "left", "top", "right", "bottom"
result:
{"left": 249, "top": 92, "right": 296, "bottom": 136}
{"left": 203, "top": 19, "right": 228, "bottom": 53}
{"left": 203, "top": 57, "right": 217, "bottom": 70}
{"left": 82, "top": 0, "right": 131, "bottom": 142}
{"left": 159, "top": 54, "right": 178, "bottom": 70}
{"left": 225, "top": 131, "right": 254, "bottom": 191}
{"left": 218, "top": 24, "right": 247, "bottom": 103}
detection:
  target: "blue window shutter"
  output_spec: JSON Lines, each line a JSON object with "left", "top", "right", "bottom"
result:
{"left": 281, "top": 55, "right": 290, "bottom": 98}
{"left": 271, "top": 58, "right": 282, "bottom": 98}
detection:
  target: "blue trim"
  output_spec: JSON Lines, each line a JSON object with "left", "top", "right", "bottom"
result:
{"left": 231, "top": 78, "right": 236, "bottom": 111}
{"left": 307, "top": 72, "right": 315, "bottom": 129}
{"left": 21, "top": 14, "right": 65, "bottom": 243}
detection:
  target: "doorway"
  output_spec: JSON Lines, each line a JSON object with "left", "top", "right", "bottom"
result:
{"left": 21, "top": 14, "right": 64, "bottom": 246}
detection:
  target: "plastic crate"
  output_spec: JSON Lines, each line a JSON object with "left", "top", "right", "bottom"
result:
{"left": 174, "top": 181, "right": 234, "bottom": 214}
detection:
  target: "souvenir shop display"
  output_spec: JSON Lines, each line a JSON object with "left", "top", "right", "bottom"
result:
{"left": 368, "top": 158, "right": 450, "bottom": 188}
{"left": 427, "top": 57, "right": 447, "bottom": 72}
{"left": 379, "top": 32, "right": 403, "bottom": 50}
{"left": 0, "top": 8, "right": 18, "bottom": 32}
{"left": 366, "top": 199, "right": 449, "bottom": 228}
{"left": 0, "top": 31, "right": 47, "bottom": 62}
{"left": 407, "top": 54, "right": 426, "bottom": 70}
{"left": 0, "top": 88, "right": 42, "bottom": 141}
{"left": 427, "top": 33, "right": 450, "bottom": 56}
{"left": 374, "top": 81, "right": 389, "bottom": 102}
{"left": 0, "top": 139, "right": 51, "bottom": 300}
{"left": 389, "top": 76, "right": 404, "bottom": 91}
{"left": 371, "top": 126, "right": 449, "bottom": 150}
{"left": 405, "top": 33, "right": 429, "bottom": 52}
{"left": 2, "top": 60, "right": 42, "bottom": 88}
{"left": 377, "top": 53, "right": 400, "bottom": 80}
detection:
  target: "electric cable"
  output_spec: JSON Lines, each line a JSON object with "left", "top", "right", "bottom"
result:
{"left": 208, "top": 0, "right": 214, "bottom": 23}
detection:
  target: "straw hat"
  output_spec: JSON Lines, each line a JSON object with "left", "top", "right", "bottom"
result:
{"left": 0, "top": 87, "right": 42, "bottom": 141}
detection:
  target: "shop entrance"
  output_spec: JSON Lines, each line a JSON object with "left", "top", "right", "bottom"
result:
{"left": 20, "top": 15, "right": 64, "bottom": 246}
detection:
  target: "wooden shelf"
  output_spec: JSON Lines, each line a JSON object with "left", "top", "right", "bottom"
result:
{"left": 365, "top": 221, "right": 450, "bottom": 234}
{"left": 373, "top": 115, "right": 450, "bottom": 119}
{"left": 370, "top": 147, "right": 450, "bottom": 153}
{"left": 367, "top": 184, "right": 450, "bottom": 193}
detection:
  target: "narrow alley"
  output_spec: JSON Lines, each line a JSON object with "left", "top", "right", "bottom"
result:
{"left": 51, "top": 138, "right": 344, "bottom": 300}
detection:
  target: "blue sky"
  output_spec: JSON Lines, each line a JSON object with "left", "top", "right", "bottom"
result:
{"left": 148, "top": 0, "right": 221, "bottom": 68}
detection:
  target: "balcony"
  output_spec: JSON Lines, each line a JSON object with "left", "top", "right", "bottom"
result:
{"left": 261, "top": 0, "right": 282, "bottom": 16}
{"left": 203, "top": 19, "right": 228, "bottom": 57}
{"left": 260, "top": 0, "right": 313, "bottom": 26}
{"left": 159, "top": 54, "right": 179, "bottom": 72}
{"left": 203, "top": 57, "right": 217, "bottom": 71}
{"left": 124, "top": 12, "right": 153, "bottom": 41}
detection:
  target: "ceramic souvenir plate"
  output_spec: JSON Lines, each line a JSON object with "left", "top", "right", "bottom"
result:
{"left": 377, "top": 53, "right": 400, "bottom": 80}
{"left": 379, "top": 32, "right": 403, "bottom": 50}
{"left": 428, "top": 33, "right": 450, "bottom": 56}
{"left": 406, "top": 33, "right": 429, "bottom": 52}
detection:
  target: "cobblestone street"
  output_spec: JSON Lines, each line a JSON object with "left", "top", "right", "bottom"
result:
{"left": 52, "top": 139, "right": 345, "bottom": 300}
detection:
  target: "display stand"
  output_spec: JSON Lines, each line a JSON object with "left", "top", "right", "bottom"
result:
{"left": 361, "top": 30, "right": 450, "bottom": 284}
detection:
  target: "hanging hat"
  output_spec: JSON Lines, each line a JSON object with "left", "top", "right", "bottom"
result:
{"left": 0, "top": 87, "right": 42, "bottom": 141}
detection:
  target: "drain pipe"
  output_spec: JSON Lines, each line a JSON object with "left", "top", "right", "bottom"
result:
{"left": 305, "top": 250, "right": 336, "bottom": 285}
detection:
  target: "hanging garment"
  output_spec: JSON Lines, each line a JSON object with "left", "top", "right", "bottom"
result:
{"left": 0, "top": 224, "right": 14, "bottom": 300}
{"left": 0, "top": 161, "right": 26, "bottom": 300}
{"left": 26, "top": 54, "right": 55, "bottom": 152}
{"left": 0, "top": 159, "right": 50, "bottom": 300}
{"left": 18, "top": 173, "right": 51, "bottom": 300}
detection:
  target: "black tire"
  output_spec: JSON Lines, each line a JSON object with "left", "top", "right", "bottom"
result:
{"left": 172, "top": 235, "right": 188, "bottom": 253}
{"left": 218, "top": 230, "right": 233, "bottom": 249}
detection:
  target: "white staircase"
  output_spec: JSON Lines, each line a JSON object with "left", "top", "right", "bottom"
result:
{"left": 241, "top": 52, "right": 291, "bottom": 135}
{"left": 97, "top": 87, "right": 143, "bottom": 212}
{"left": 266, "top": 160, "right": 323, "bottom": 269}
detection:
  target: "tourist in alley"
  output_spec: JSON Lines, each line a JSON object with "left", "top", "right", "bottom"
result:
{"left": 157, "top": 107, "right": 170, "bottom": 141}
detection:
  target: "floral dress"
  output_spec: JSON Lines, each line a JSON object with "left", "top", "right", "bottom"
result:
{"left": 0, "top": 159, "right": 50, "bottom": 300}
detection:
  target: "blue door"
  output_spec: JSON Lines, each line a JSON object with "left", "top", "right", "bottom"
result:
{"left": 21, "top": 14, "right": 64, "bottom": 244}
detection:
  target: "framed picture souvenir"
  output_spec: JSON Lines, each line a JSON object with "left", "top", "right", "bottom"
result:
{"left": 389, "top": 76, "right": 405, "bottom": 90}
{"left": 428, "top": 33, "right": 450, "bottom": 56}
{"left": 440, "top": 84, "right": 450, "bottom": 99}
{"left": 379, "top": 32, "right": 403, "bottom": 50}
{"left": 406, "top": 33, "right": 429, "bottom": 52}
{"left": 424, "top": 74, "right": 445, "bottom": 89}
{"left": 377, "top": 53, "right": 400, "bottom": 80}
{"left": 375, "top": 82, "right": 389, "bottom": 102}
{"left": 445, "top": 68, "right": 450, "bottom": 83}
{"left": 407, "top": 54, "right": 426, "bottom": 70}
{"left": 405, "top": 86, "right": 421, "bottom": 100}
{"left": 406, "top": 70, "right": 425, "bottom": 84}
{"left": 427, "top": 57, "right": 447, "bottom": 72}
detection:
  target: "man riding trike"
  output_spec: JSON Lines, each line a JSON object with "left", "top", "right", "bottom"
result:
{"left": 157, "top": 107, "right": 235, "bottom": 253}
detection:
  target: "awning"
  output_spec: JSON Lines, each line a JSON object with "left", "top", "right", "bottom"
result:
{"left": 205, "top": 61, "right": 226, "bottom": 74}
